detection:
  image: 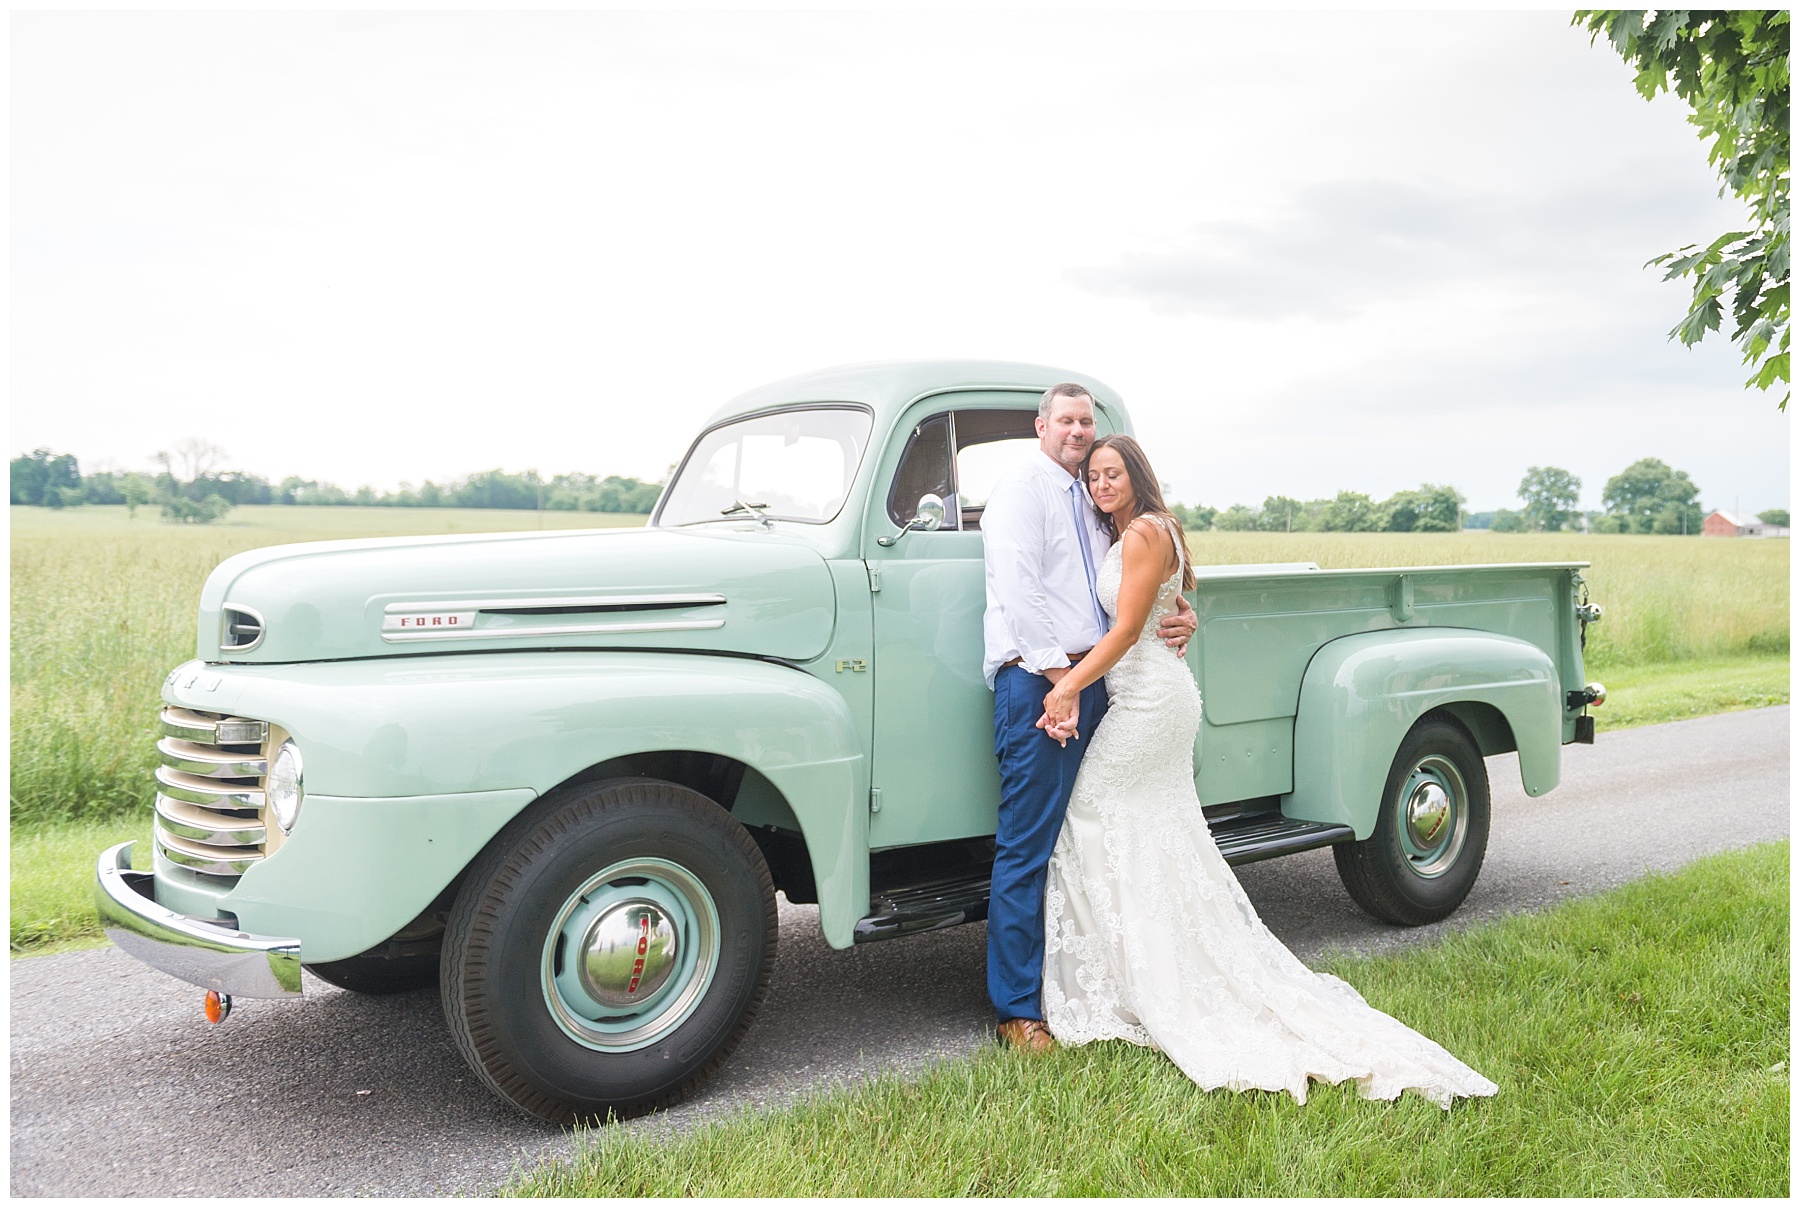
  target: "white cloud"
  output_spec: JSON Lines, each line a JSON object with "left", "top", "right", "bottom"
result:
{"left": 1068, "top": 174, "right": 1739, "bottom": 322}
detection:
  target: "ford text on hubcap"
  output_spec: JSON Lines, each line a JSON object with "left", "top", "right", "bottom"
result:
{"left": 579, "top": 900, "right": 679, "bottom": 1007}
{"left": 542, "top": 858, "right": 719, "bottom": 1051}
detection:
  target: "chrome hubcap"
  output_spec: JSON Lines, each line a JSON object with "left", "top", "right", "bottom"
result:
{"left": 542, "top": 858, "right": 719, "bottom": 1052}
{"left": 1396, "top": 755, "right": 1468, "bottom": 879}
{"left": 578, "top": 900, "right": 680, "bottom": 1008}
{"left": 1406, "top": 783, "right": 1451, "bottom": 847}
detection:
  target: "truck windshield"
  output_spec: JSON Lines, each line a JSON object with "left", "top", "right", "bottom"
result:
{"left": 656, "top": 406, "right": 874, "bottom": 526}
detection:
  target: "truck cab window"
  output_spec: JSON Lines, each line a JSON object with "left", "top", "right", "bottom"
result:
{"left": 887, "top": 409, "right": 1041, "bottom": 531}
{"left": 955, "top": 437, "right": 1039, "bottom": 528}
{"left": 948, "top": 410, "right": 1038, "bottom": 531}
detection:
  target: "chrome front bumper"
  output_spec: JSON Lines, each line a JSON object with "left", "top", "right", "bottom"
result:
{"left": 94, "top": 841, "right": 303, "bottom": 999}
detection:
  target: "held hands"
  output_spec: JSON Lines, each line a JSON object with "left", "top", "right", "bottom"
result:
{"left": 1036, "top": 682, "right": 1081, "bottom": 746}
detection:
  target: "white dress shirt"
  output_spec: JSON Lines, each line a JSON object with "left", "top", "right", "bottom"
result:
{"left": 982, "top": 451, "right": 1115, "bottom": 688}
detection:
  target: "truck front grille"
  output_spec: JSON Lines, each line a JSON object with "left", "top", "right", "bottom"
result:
{"left": 154, "top": 707, "right": 272, "bottom": 881}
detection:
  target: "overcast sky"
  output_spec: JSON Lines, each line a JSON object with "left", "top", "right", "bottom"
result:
{"left": 11, "top": 10, "right": 1790, "bottom": 515}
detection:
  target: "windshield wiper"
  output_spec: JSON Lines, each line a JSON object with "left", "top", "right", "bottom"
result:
{"left": 719, "top": 500, "right": 774, "bottom": 529}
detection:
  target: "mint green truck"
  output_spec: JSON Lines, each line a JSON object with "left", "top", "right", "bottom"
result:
{"left": 97, "top": 361, "right": 1605, "bottom": 1122}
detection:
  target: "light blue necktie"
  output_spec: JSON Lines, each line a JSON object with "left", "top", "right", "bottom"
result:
{"left": 1069, "top": 479, "right": 1107, "bottom": 632}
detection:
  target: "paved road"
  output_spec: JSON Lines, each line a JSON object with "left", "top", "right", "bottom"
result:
{"left": 11, "top": 707, "right": 1788, "bottom": 1197}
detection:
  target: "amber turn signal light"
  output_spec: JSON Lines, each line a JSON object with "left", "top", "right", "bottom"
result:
{"left": 204, "top": 990, "right": 232, "bottom": 1024}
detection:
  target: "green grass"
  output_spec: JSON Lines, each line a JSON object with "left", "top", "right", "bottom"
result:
{"left": 10, "top": 815, "right": 153, "bottom": 955}
{"left": 510, "top": 842, "right": 1789, "bottom": 1198}
{"left": 1596, "top": 655, "right": 1791, "bottom": 730}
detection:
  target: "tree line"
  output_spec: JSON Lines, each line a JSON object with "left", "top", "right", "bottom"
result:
{"left": 9, "top": 443, "right": 662, "bottom": 522}
{"left": 1167, "top": 483, "right": 1466, "bottom": 534}
{"left": 13, "top": 445, "right": 1781, "bottom": 535}
{"left": 1168, "top": 457, "right": 1781, "bottom": 536}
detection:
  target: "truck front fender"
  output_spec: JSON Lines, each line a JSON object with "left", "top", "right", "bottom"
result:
{"left": 170, "top": 651, "right": 868, "bottom": 955}
{"left": 1281, "top": 628, "right": 1562, "bottom": 838}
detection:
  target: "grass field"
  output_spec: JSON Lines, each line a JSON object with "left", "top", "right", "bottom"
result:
{"left": 10, "top": 815, "right": 154, "bottom": 955}
{"left": 1595, "top": 655, "right": 1792, "bottom": 730}
{"left": 8, "top": 507, "right": 1789, "bottom": 953}
{"left": 510, "top": 842, "right": 1789, "bottom": 1198}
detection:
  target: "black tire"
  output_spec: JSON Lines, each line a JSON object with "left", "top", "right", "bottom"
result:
{"left": 440, "top": 778, "right": 777, "bottom": 1124}
{"left": 1333, "top": 715, "right": 1490, "bottom": 926}
{"left": 305, "top": 953, "right": 440, "bottom": 995}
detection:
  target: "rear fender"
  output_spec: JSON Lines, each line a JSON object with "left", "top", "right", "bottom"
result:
{"left": 1281, "top": 628, "right": 1562, "bottom": 838}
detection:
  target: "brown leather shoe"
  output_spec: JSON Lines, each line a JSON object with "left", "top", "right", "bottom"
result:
{"left": 995, "top": 1018, "right": 1056, "bottom": 1053}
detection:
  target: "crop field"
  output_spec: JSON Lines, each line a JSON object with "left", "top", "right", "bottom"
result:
{"left": 10, "top": 508, "right": 1787, "bottom": 831}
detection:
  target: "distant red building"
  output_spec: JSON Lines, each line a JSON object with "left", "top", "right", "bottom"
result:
{"left": 1703, "top": 510, "right": 1742, "bottom": 537}
{"left": 1704, "top": 510, "right": 1791, "bottom": 538}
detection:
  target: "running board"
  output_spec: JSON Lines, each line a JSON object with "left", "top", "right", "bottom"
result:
{"left": 851, "top": 814, "right": 1351, "bottom": 943}
{"left": 1211, "top": 814, "right": 1354, "bottom": 865}
{"left": 853, "top": 870, "right": 990, "bottom": 944}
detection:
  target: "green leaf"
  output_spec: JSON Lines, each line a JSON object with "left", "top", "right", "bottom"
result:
{"left": 1765, "top": 233, "right": 1788, "bottom": 280}
{"left": 1672, "top": 296, "right": 1723, "bottom": 345}
{"left": 1749, "top": 352, "right": 1789, "bottom": 390}
{"left": 1704, "top": 228, "right": 1753, "bottom": 255}
{"left": 1655, "top": 249, "right": 1710, "bottom": 278}
{"left": 1698, "top": 257, "right": 1744, "bottom": 294}
{"left": 1735, "top": 301, "right": 1773, "bottom": 349}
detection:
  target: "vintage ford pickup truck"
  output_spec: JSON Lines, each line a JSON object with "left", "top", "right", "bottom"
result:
{"left": 98, "top": 360, "right": 1604, "bottom": 1122}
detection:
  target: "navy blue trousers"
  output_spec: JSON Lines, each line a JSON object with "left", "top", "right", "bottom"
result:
{"left": 988, "top": 664, "right": 1111, "bottom": 1023}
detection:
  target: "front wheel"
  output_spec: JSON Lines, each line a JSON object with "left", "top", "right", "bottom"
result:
{"left": 440, "top": 778, "right": 777, "bottom": 1123}
{"left": 1334, "top": 715, "right": 1490, "bottom": 926}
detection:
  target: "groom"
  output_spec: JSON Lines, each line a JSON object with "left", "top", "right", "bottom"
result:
{"left": 981, "top": 382, "right": 1196, "bottom": 1051}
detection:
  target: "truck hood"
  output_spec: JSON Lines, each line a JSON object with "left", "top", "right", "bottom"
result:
{"left": 196, "top": 526, "right": 836, "bottom": 664}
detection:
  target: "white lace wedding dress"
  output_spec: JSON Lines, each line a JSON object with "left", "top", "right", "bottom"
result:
{"left": 1042, "top": 528, "right": 1498, "bottom": 1108}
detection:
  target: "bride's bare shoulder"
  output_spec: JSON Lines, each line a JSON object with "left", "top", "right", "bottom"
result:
{"left": 1122, "top": 514, "right": 1168, "bottom": 540}
{"left": 1123, "top": 515, "right": 1179, "bottom": 570}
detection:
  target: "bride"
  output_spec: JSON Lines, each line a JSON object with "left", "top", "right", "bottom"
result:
{"left": 1034, "top": 435, "right": 1498, "bottom": 1109}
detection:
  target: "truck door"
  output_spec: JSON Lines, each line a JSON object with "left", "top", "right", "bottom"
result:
{"left": 865, "top": 400, "right": 1117, "bottom": 848}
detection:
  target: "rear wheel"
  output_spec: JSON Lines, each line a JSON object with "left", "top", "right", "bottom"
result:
{"left": 440, "top": 778, "right": 777, "bottom": 1123}
{"left": 1334, "top": 715, "right": 1490, "bottom": 926}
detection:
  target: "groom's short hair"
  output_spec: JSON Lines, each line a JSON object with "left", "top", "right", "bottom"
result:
{"left": 1039, "top": 382, "right": 1094, "bottom": 419}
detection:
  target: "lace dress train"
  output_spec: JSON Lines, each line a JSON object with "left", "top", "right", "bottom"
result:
{"left": 1042, "top": 530, "right": 1497, "bottom": 1108}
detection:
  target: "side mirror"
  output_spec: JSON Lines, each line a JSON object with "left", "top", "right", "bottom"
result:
{"left": 877, "top": 493, "right": 947, "bottom": 546}
{"left": 913, "top": 493, "right": 946, "bottom": 531}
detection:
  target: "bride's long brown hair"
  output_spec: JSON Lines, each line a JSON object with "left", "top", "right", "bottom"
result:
{"left": 1082, "top": 434, "right": 1195, "bottom": 591}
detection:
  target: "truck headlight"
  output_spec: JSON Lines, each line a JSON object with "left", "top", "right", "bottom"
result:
{"left": 268, "top": 742, "right": 304, "bottom": 834}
